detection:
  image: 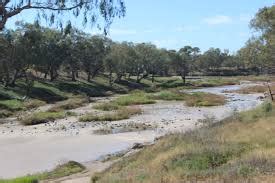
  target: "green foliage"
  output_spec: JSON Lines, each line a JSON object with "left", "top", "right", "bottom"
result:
{"left": 0, "top": 177, "right": 38, "bottom": 183}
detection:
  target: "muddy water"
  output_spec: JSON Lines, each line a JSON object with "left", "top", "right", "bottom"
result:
{"left": 0, "top": 84, "right": 264, "bottom": 178}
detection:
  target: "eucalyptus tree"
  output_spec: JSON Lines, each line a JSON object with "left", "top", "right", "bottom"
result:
{"left": 0, "top": 31, "right": 12, "bottom": 85}
{"left": 237, "top": 38, "right": 268, "bottom": 74}
{"left": 39, "top": 28, "right": 64, "bottom": 81}
{"left": 134, "top": 43, "right": 157, "bottom": 83}
{"left": 80, "top": 35, "right": 108, "bottom": 82}
{"left": 250, "top": 5, "right": 275, "bottom": 69}
{"left": 0, "top": 0, "right": 126, "bottom": 32}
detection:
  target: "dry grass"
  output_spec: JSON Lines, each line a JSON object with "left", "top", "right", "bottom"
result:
{"left": 80, "top": 107, "right": 142, "bottom": 122}
{"left": 185, "top": 92, "right": 226, "bottom": 107}
{"left": 23, "top": 99, "right": 46, "bottom": 109}
{"left": 227, "top": 85, "right": 275, "bottom": 94}
{"left": 48, "top": 96, "right": 89, "bottom": 112}
{"left": 92, "top": 102, "right": 275, "bottom": 183}
{"left": 93, "top": 122, "right": 156, "bottom": 135}
{"left": 21, "top": 111, "right": 66, "bottom": 125}
{"left": 93, "top": 102, "right": 122, "bottom": 111}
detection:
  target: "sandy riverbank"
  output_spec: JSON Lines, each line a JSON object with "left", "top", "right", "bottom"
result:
{"left": 0, "top": 83, "right": 264, "bottom": 178}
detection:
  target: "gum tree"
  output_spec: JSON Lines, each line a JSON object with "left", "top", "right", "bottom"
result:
{"left": 0, "top": 0, "right": 126, "bottom": 31}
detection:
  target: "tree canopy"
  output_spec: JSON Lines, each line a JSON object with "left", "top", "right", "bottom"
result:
{"left": 0, "top": 0, "right": 126, "bottom": 31}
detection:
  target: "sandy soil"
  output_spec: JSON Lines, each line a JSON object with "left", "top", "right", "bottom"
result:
{"left": 0, "top": 83, "right": 265, "bottom": 179}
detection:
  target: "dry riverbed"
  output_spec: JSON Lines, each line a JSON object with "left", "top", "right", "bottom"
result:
{"left": 0, "top": 82, "right": 265, "bottom": 179}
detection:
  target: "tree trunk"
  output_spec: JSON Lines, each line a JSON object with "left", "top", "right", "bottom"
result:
{"left": 87, "top": 72, "right": 91, "bottom": 82}
{"left": 72, "top": 70, "right": 76, "bottom": 81}
{"left": 50, "top": 68, "right": 56, "bottom": 82}
{"left": 10, "top": 69, "right": 19, "bottom": 86}
{"left": 151, "top": 73, "right": 155, "bottom": 83}
{"left": 44, "top": 72, "right": 48, "bottom": 79}
{"left": 3, "top": 60, "right": 10, "bottom": 87}
{"left": 181, "top": 75, "right": 186, "bottom": 85}
{"left": 109, "top": 71, "right": 113, "bottom": 86}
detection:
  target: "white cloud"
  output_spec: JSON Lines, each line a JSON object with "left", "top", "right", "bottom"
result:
{"left": 203, "top": 15, "right": 232, "bottom": 25}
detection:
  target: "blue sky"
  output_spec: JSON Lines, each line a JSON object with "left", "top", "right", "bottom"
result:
{"left": 6, "top": 0, "right": 275, "bottom": 52}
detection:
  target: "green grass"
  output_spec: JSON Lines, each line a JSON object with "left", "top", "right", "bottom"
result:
{"left": 93, "top": 102, "right": 275, "bottom": 182}
{"left": 149, "top": 90, "right": 186, "bottom": 101}
{"left": 0, "top": 161, "right": 85, "bottom": 183}
{"left": 21, "top": 111, "right": 66, "bottom": 125}
{"left": 80, "top": 107, "right": 142, "bottom": 122}
{"left": 113, "top": 91, "right": 156, "bottom": 106}
{"left": 0, "top": 100, "right": 24, "bottom": 111}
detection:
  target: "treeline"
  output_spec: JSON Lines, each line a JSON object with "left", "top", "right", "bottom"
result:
{"left": 0, "top": 5, "right": 274, "bottom": 87}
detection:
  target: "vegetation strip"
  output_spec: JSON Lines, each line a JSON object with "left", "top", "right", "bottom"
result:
{"left": 92, "top": 102, "right": 275, "bottom": 182}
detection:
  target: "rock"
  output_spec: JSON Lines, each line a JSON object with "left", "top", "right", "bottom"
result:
{"left": 257, "top": 96, "right": 265, "bottom": 100}
{"left": 132, "top": 143, "right": 144, "bottom": 149}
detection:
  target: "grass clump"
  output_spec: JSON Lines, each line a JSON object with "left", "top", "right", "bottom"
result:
{"left": 37, "top": 161, "right": 85, "bottom": 180}
{"left": 185, "top": 92, "right": 226, "bottom": 107}
{"left": 80, "top": 107, "right": 142, "bottom": 122}
{"left": 93, "top": 103, "right": 121, "bottom": 111}
{"left": 93, "top": 122, "right": 156, "bottom": 135}
{"left": 0, "top": 99, "right": 23, "bottom": 111}
{"left": 149, "top": 90, "right": 185, "bottom": 101}
{"left": 114, "top": 91, "right": 155, "bottom": 106}
{"left": 0, "top": 161, "right": 85, "bottom": 183}
{"left": 48, "top": 97, "right": 88, "bottom": 112}
{"left": 93, "top": 102, "right": 275, "bottom": 183}
{"left": 21, "top": 111, "right": 66, "bottom": 125}
{"left": 228, "top": 85, "right": 275, "bottom": 94}
{"left": 23, "top": 99, "right": 46, "bottom": 110}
